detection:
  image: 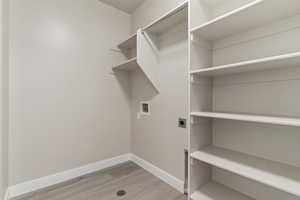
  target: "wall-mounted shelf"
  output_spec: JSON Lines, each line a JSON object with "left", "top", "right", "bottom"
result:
{"left": 113, "top": 2, "right": 189, "bottom": 93}
{"left": 118, "top": 34, "right": 137, "bottom": 50}
{"left": 190, "top": 0, "right": 300, "bottom": 40}
{"left": 112, "top": 57, "right": 138, "bottom": 71}
{"left": 112, "top": 30, "right": 160, "bottom": 93}
{"left": 190, "top": 52, "right": 300, "bottom": 76}
{"left": 191, "top": 182, "right": 253, "bottom": 200}
{"left": 191, "top": 146, "right": 300, "bottom": 197}
{"left": 189, "top": 0, "right": 300, "bottom": 199}
{"left": 190, "top": 112, "right": 300, "bottom": 127}
{"left": 143, "top": 1, "right": 188, "bottom": 35}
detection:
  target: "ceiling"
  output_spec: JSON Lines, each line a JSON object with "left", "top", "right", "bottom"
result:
{"left": 99, "top": 0, "right": 145, "bottom": 14}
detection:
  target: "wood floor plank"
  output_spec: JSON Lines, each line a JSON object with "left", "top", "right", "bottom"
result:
{"left": 15, "top": 162, "right": 186, "bottom": 200}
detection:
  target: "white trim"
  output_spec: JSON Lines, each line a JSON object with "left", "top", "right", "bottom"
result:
{"left": 130, "top": 154, "right": 184, "bottom": 193}
{"left": 8, "top": 154, "right": 131, "bottom": 199}
{"left": 8, "top": 153, "right": 184, "bottom": 199}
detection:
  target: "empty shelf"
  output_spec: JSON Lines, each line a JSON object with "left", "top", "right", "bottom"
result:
{"left": 190, "top": 0, "right": 300, "bottom": 40}
{"left": 143, "top": 1, "right": 188, "bottom": 35}
{"left": 191, "top": 182, "right": 253, "bottom": 200}
{"left": 191, "top": 146, "right": 300, "bottom": 197}
{"left": 117, "top": 34, "right": 137, "bottom": 50}
{"left": 190, "top": 52, "right": 300, "bottom": 76}
{"left": 190, "top": 112, "right": 300, "bottom": 127}
{"left": 112, "top": 57, "right": 138, "bottom": 71}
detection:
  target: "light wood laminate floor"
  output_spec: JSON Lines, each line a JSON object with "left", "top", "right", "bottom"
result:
{"left": 15, "top": 162, "right": 186, "bottom": 200}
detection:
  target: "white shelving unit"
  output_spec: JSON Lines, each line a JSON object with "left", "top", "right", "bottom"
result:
{"left": 191, "top": 182, "right": 253, "bottom": 200}
{"left": 191, "top": 146, "right": 300, "bottom": 197}
{"left": 113, "top": 2, "right": 189, "bottom": 93}
{"left": 189, "top": 0, "right": 300, "bottom": 199}
{"left": 190, "top": 0, "right": 300, "bottom": 40}
{"left": 190, "top": 52, "right": 300, "bottom": 76}
{"left": 115, "top": 31, "right": 138, "bottom": 72}
{"left": 190, "top": 112, "right": 300, "bottom": 127}
{"left": 112, "top": 57, "right": 138, "bottom": 71}
{"left": 113, "top": 30, "right": 161, "bottom": 92}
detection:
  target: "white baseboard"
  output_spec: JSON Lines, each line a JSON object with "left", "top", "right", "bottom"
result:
{"left": 130, "top": 154, "right": 184, "bottom": 193}
{"left": 8, "top": 153, "right": 184, "bottom": 199}
{"left": 8, "top": 154, "right": 132, "bottom": 199}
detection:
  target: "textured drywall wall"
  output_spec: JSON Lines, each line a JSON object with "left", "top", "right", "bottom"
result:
{"left": 9, "top": 0, "right": 132, "bottom": 185}
{"left": 130, "top": 0, "right": 188, "bottom": 181}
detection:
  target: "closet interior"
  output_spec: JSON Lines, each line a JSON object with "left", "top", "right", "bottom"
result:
{"left": 3, "top": 0, "right": 300, "bottom": 200}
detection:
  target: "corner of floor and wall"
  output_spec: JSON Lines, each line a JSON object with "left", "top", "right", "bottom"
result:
{"left": 0, "top": 0, "right": 188, "bottom": 200}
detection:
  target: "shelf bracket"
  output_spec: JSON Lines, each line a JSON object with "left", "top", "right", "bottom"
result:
{"left": 141, "top": 31, "right": 160, "bottom": 57}
{"left": 191, "top": 116, "right": 200, "bottom": 125}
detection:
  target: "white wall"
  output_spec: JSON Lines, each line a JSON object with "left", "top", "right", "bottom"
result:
{"left": 130, "top": 0, "right": 188, "bottom": 181}
{"left": 0, "top": 0, "right": 9, "bottom": 198}
{"left": 131, "top": 0, "right": 187, "bottom": 33}
{"left": 9, "top": 0, "right": 132, "bottom": 185}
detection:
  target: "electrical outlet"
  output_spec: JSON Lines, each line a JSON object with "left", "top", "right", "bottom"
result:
{"left": 178, "top": 118, "right": 186, "bottom": 128}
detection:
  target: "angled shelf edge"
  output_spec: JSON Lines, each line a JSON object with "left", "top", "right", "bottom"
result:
{"left": 190, "top": 112, "right": 300, "bottom": 127}
{"left": 112, "top": 56, "right": 160, "bottom": 93}
{"left": 112, "top": 57, "right": 138, "bottom": 71}
{"left": 190, "top": 0, "right": 300, "bottom": 40}
{"left": 190, "top": 52, "right": 300, "bottom": 76}
{"left": 143, "top": 1, "right": 188, "bottom": 35}
{"left": 117, "top": 33, "right": 137, "bottom": 50}
{"left": 113, "top": 30, "right": 160, "bottom": 93}
{"left": 191, "top": 182, "right": 254, "bottom": 200}
{"left": 191, "top": 146, "right": 300, "bottom": 197}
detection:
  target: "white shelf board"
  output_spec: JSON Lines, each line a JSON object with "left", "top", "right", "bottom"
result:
{"left": 143, "top": 1, "right": 188, "bottom": 35}
{"left": 191, "top": 146, "right": 300, "bottom": 197}
{"left": 190, "top": 112, "right": 300, "bottom": 127}
{"left": 112, "top": 57, "right": 138, "bottom": 71}
{"left": 191, "top": 182, "right": 253, "bottom": 200}
{"left": 190, "top": 0, "right": 300, "bottom": 40}
{"left": 190, "top": 52, "right": 300, "bottom": 76}
{"left": 117, "top": 34, "right": 137, "bottom": 50}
